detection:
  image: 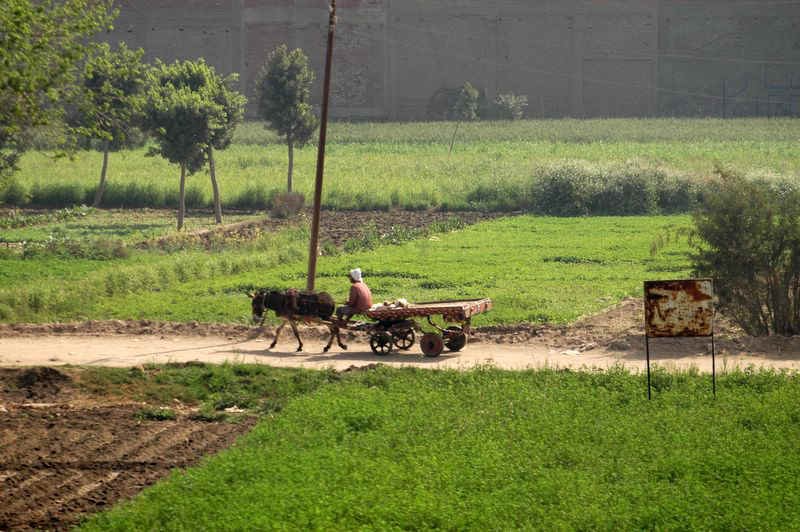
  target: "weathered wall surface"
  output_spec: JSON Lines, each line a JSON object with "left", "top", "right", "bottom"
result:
{"left": 104, "top": 0, "right": 800, "bottom": 119}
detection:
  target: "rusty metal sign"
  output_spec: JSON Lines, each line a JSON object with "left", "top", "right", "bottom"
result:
{"left": 644, "top": 279, "right": 714, "bottom": 338}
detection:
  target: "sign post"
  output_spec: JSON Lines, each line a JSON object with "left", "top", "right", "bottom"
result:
{"left": 644, "top": 279, "right": 716, "bottom": 399}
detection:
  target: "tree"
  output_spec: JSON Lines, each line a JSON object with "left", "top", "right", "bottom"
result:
{"left": 0, "top": 0, "right": 115, "bottom": 182}
{"left": 144, "top": 59, "right": 227, "bottom": 230}
{"left": 447, "top": 81, "right": 480, "bottom": 154}
{"left": 255, "top": 45, "right": 318, "bottom": 193}
{"left": 71, "top": 42, "right": 149, "bottom": 206}
{"left": 149, "top": 59, "right": 245, "bottom": 224}
{"left": 692, "top": 170, "right": 800, "bottom": 335}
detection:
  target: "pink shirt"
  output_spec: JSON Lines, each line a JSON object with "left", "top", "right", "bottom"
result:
{"left": 347, "top": 282, "right": 373, "bottom": 312}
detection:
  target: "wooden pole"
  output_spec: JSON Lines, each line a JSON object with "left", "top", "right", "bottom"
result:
{"left": 307, "top": 0, "right": 336, "bottom": 291}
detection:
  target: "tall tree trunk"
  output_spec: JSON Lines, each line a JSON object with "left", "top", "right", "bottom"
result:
{"left": 287, "top": 138, "right": 294, "bottom": 193}
{"left": 178, "top": 163, "right": 186, "bottom": 231}
{"left": 92, "top": 140, "right": 110, "bottom": 207}
{"left": 208, "top": 147, "right": 222, "bottom": 224}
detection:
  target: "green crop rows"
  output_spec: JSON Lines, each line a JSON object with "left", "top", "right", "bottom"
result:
{"left": 6, "top": 118, "right": 800, "bottom": 211}
{"left": 0, "top": 214, "right": 690, "bottom": 325}
{"left": 80, "top": 365, "right": 800, "bottom": 530}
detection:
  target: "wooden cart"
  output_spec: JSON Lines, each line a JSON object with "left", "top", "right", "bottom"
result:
{"left": 354, "top": 298, "right": 492, "bottom": 357}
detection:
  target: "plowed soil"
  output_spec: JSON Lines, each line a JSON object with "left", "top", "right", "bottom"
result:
{"left": 0, "top": 368, "right": 255, "bottom": 530}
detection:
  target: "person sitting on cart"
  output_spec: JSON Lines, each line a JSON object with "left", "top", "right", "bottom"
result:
{"left": 336, "top": 268, "right": 372, "bottom": 323}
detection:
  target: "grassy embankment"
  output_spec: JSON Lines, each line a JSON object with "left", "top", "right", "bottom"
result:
{"left": 6, "top": 118, "right": 800, "bottom": 210}
{"left": 0, "top": 215, "right": 690, "bottom": 325}
{"left": 79, "top": 365, "right": 800, "bottom": 530}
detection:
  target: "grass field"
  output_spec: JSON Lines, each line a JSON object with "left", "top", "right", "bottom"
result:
{"left": 80, "top": 365, "right": 800, "bottom": 530}
{"left": 0, "top": 214, "right": 691, "bottom": 325}
{"left": 6, "top": 118, "right": 800, "bottom": 211}
{"left": 0, "top": 208, "right": 260, "bottom": 244}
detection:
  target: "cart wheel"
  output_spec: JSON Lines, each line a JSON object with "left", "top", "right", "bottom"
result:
{"left": 444, "top": 326, "right": 467, "bottom": 352}
{"left": 392, "top": 329, "right": 415, "bottom": 350}
{"left": 369, "top": 332, "right": 393, "bottom": 355}
{"left": 420, "top": 333, "right": 444, "bottom": 357}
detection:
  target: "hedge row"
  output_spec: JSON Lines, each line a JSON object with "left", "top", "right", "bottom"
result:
{"left": 1, "top": 163, "right": 711, "bottom": 215}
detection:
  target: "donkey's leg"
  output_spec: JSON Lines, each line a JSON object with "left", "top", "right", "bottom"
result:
{"left": 323, "top": 325, "right": 337, "bottom": 352}
{"left": 269, "top": 320, "right": 287, "bottom": 349}
{"left": 336, "top": 325, "right": 348, "bottom": 350}
{"left": 288, "top": 319, "right": 303, "bottom": 352}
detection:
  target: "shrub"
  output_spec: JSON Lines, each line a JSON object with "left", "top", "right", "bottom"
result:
{"left": 270, "top": 191, "right": 305, "bottom": 218}
{"left": 655, "top": 172, "right": 701, "bottom": 214}
{"left": 29, "top": 182, "right": 86, "bottom": 207}
{"left": 494, "top": 93, "right": 528, "bottom": 120}
{"left": 1, "top": 177, "right": 30, "bottom": 206}
{"left": 589, "top": 170, "right": 657, "bottom": 215}
{"left": 529, "top": 162, "right": 695, "bottom": 216}
{"left": 530, "top": 164, "right": 600, "bottom": 216}
{"left": 692, "top": 169, "right": 800, "bottom": 335}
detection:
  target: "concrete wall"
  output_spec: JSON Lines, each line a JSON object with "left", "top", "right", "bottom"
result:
{"left": 104, "top": 0, "right": 800, "bottom": 119}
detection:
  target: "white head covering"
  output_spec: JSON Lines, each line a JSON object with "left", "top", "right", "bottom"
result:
{"left": 349, "top": 268, "right": 362, "bottom": 282}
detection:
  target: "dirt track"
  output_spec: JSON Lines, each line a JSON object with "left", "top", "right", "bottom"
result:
{"left": 3, "top": 298, "right": 800, "bottom": 373}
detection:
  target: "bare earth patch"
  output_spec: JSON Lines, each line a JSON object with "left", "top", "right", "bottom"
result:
{"left": 0, "top": 367, "right": 255, "bottom": 531}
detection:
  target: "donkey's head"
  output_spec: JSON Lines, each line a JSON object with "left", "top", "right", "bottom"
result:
{"left": 248, "top": 289, "right": 269, "bottom": 323}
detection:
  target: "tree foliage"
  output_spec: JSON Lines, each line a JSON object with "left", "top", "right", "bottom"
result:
{"left": 144, "top": 59, "right": 245, "bottom": 229}
{"left": 255, "top": 45, "right": 318, "bottom": 192}
{"left": 692, "top": 170, "right": 800, "bottom": 335}
{"left": 73, "top": 42, "right": 149, "bottom": 148}
{"left": 449, "top": 82, "right": 480, "bottom": 121}
{"left": 494, "top": 92, "right": 528, "bottom": 120}
{"left": 0, "top": 0, "right": 115, "bottom": 180}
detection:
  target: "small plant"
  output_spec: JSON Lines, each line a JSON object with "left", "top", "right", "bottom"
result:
{"left": 270, "top": 191, "right": 305, "bottom": 218}
{"left": 494, "top": 92, "right": 528, "bottom": 120}
{"left": 136, "top": 407, "right": 177, "bottom": 421}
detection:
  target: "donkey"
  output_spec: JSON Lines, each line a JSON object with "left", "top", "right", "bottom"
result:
{"left": 249, "top": 288, "right": 348, "bottom": 352}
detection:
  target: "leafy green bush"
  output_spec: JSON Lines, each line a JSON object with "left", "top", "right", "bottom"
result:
{"left": 530, "top": 163, "right": 599, "bottom": 216}
{"left": 494, "top": 93, "right": 528, "bottom": 120}
{"left": 589, "top": 170, "right": 657, "bottom": 215}
{"left": 29, "top": 182, "right": 86, "bottom": 207}
{"left": 693, "top": 169, "right": 800, "bottom": 335}
{"left": 529, "top": 162, "right": 695, "bottom": 216}
{"left": 0, "top": 177, "right": 30, "bottom": 206}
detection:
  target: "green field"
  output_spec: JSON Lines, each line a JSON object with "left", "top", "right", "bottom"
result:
{"left": 6, "top": 118, "right": 800, "bottom": 211}
{"left": 80, "top": 365, "right": 800, "bottom": 530}
{"left": 0, "top": 214, "right": 691, "bottom": 325}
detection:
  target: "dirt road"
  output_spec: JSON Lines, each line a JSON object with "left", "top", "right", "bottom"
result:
{"left": 2, "top": 332, "right": 799, "bottom": 373}
{"left": 2, "top": 298, "right": 800, "bottom": 372}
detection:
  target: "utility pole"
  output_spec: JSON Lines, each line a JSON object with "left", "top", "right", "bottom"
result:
{"left": 306, "top": 0, "right": 336, "bottom": 291}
